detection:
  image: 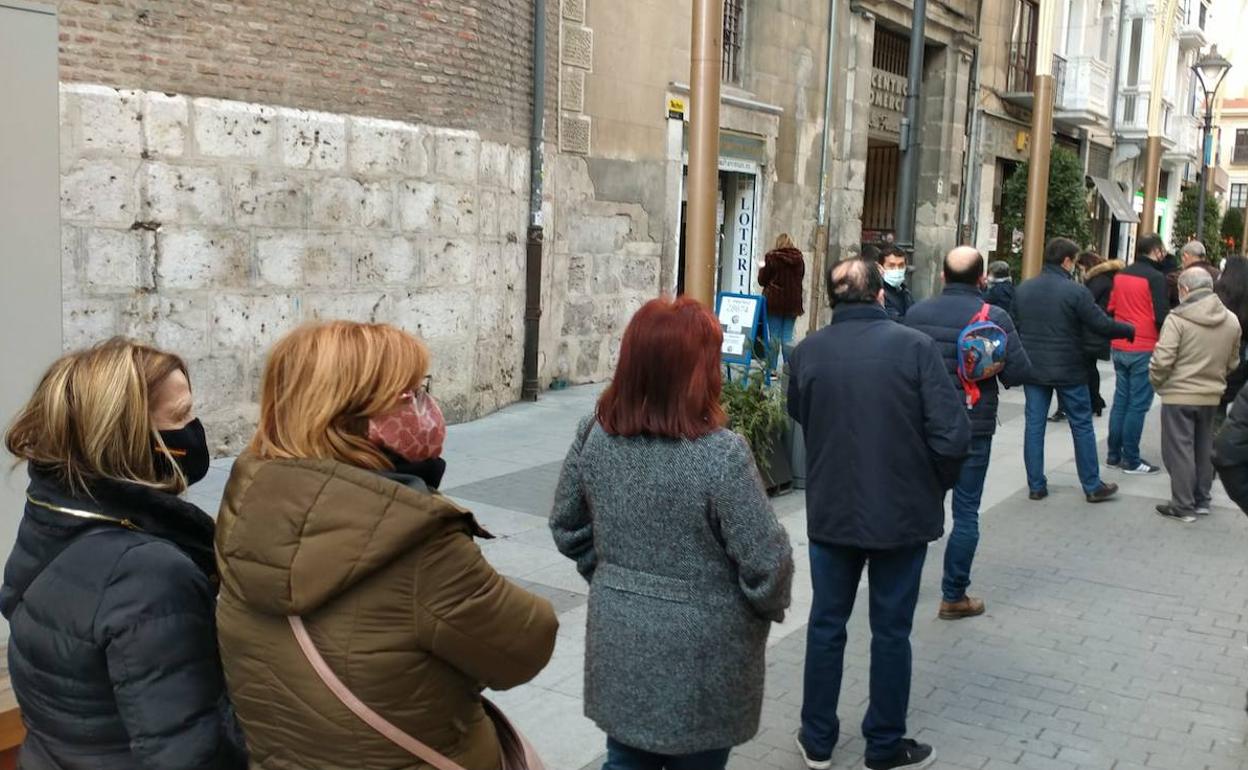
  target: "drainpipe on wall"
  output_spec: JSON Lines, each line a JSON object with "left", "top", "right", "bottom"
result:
{"left": 521, "top": 0, "right": 546, "bottom": 403}
{"left": 808, "top": 0, "right": 839, "bottom": 334}
{"left": 958, "top": 0, "right": 985, "bottom": 251}
{"left": 893, "top": 0, "right": 928, "bottom": 259}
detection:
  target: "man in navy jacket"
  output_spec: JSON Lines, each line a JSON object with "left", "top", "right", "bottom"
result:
{"left": 1014, "top": 238, "right": 1134, "bottom": 502}
{"left": 906, "top": 247, "right": 1032, "bottom": 621}
{"left": 788, "top": 258, "right": 970, "bottom": 770}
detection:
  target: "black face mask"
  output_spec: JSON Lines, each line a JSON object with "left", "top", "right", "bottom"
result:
{"left": 156, "top": 418, "right": 211, "bottom": 486}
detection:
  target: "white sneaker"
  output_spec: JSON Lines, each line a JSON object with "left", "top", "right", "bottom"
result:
{"left": 1195, "top": 505, "right": 1212, "bottom": 516}
{"left": 1123, "top": 461, "right": 1162, "bottom": 475}
{"left": 795, "top": 732, "right": 833, "bottom": 770}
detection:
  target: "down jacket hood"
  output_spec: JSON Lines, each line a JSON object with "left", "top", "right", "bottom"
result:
{"left": 1084, "top": 259, "right": 1124, "bottom": 281}
{"left": 216, "top": 452, "right": 489, "bottom": 616}
{"left": 1173, "top": 289, "right": 1230, "bottom": 327}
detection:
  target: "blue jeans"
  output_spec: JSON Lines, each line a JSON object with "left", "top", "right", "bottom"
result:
{"left": 944, "top": 435, "right": 992, "bottom": 603}
{"left": 1108, "top": 351, "right": 1155, "bottom": 466}
{"left": 602, "top": 738, "right": 730, "bottom": 770}
{"left": 1024, "top": 384, "right": 1103, "bottom": 495}
{"left": 766, "top": 313, "right": 797, "bottom": 370}
{"left": 800, "top": 542, "right": 927, "bottom": 762}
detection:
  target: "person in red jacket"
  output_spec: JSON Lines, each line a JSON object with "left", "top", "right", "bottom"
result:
{"left": 1106, "top": 234, "right": 1169, "bottom": 475}
{"left": 758, "top": 233, "right": 806, "bottom": 370}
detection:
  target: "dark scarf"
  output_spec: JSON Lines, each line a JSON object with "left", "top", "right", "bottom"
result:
{"left": 25, "top": 465, "right": 219, "bottom": 583}
{"left": 376, "top": 449, "right": 447, "bottom": 491}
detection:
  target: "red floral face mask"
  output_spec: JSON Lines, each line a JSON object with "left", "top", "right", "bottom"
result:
{"left": 367, "top": 390, "right": 446, "bottom": 463}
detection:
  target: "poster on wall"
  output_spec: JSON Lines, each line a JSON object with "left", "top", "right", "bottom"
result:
{"left": 716, "top": 292, "right": 768, "bottom": 367}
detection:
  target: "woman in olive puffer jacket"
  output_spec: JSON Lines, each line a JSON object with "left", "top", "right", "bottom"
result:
{"left": 216, "top": 321, "right": 557, "bottom": 770}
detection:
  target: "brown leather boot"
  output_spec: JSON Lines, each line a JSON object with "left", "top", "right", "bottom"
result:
{"left": 939, "top": 596, "right": 986, "bottom": 620}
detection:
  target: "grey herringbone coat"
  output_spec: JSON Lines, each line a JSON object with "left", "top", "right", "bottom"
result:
{"left": 550, "top": 417, "right": 794, "bottom": 754}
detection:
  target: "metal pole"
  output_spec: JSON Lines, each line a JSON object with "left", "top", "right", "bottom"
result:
{"left": 685, "top": 0, "right": 724, "bottom": 307}
{"left": 1140, "top": 0, "right": 1181, "bottom": 237}
{"left": 520, "top": 0, "right": 546, "bottom": 402}
{"left": 1197, "top": 100, "right": 1212, "bottom": 242}
{"left": 809, "top": 0, "right": 838, "bottom": 333}
{"left": 1021, "top": 0, "right": 1057, "bottom": 279}
{"left": 893, "top": 0, "right": 927, "bottom": 258}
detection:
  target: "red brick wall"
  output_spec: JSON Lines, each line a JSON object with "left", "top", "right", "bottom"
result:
{"left": 50, "top": 0, "right": 557, "bottom": 143}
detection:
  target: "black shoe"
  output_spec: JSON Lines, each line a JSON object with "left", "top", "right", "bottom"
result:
{"left": 1106, "top": 456, "right": 1122, "bottom": 469}
{"left": 1049, "top": 410, "right": 1067, "bottom": 422}
{"left": 1029, "top": 488, "right": 1049, "bottom": 501}
{"left": 1123, "top": 461, "right": 1162, "bottom": 476}
{"left": 1156, "top": 504, "right": 1197, "bottom": 523}
{"left": 1086, "top": 482, "right": 1119, "bottom": 503}
{"left": 865, "top": 739, "right": 935, "bottom": 769}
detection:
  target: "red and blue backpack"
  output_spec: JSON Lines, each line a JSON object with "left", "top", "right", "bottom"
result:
{"left": 957, "top": 303, "right": 1008, "bottom": 408}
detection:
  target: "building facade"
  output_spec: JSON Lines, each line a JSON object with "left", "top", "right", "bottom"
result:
{"left": 45, "top": 0, "right": 980, "bottom": 447}
{"left": 1217, "top": 95, "right": 1248, "bottom": 251}
{"left": 1115, "top": 0, "right": 1210, "bottom": 251}
{"left": 963, "top": 0, "right": 1123, "bottom": 264}
{"left": 52, "top": 0, "right": 559, "bottom": 451}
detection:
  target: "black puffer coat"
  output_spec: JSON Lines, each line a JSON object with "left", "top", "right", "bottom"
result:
{"left": 906, "top": 283, "right": 1032, "bottom": 437}
{"left": 1081, "top": 259, "right": 1123, "bottom": 360}
{"left": 0, "top": 467, "right": 247, "bottom": 770}
{"left": 1014, "top": 264, "right": 1135, "bottom": 386}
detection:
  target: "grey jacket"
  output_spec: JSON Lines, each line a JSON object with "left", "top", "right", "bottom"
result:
{"left": 550, "top": 417, "right": 793, "bottom": 754}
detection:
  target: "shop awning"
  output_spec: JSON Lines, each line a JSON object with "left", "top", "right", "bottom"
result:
{"left": 1090, "top": 176, "right": 1139, "bottom": 224}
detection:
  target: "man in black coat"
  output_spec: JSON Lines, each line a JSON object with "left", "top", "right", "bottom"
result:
{"left": 984, "top": 260, "right": 1016, "bottom": 317}
{"left": 878, "top": 245, "right": 915, "bottom": 321}
{"left": 1014, "top": 238, "right": 1135, "bottom": 503}
{"left": 906, "top": 247, "right": 1032, "bottom": 621}
{"left": 789, "top": 258, "right": 970, "bottom": 770}
{"left": 1215, "top": 383, "right": 1248, "bottom": 512}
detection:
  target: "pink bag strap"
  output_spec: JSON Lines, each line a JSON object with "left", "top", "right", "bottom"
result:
{"left": 288, "top": 616, "right": 467, "bottom": 770}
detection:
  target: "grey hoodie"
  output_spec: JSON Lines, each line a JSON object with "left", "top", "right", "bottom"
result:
{"left": 1149, "top": 289, "right": 1243, "bottom": 405}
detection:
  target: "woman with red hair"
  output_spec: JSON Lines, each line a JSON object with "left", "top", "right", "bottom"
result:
{"left": 550, "top": 296, "right": 794, "bottom": 770}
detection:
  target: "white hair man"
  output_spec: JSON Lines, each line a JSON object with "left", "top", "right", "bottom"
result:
{"left": 1150, "top": 267, "right": 1243, "bottom": 522}
{"left": 1168, "top": 240, "right": 1221, "bottom": 308}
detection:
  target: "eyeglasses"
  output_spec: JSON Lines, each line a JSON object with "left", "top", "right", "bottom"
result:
{"left": 420, "top": 374, "right": 433, "bottom": 395}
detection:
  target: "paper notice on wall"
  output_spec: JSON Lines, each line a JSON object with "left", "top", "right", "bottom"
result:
{"left": 987, "top": 223, "right": 998, "bottom": 251}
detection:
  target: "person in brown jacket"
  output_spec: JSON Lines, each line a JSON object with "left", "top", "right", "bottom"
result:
{"left": 758, "top": 233, "right": 806, "bottom": 370}
{"left": 1150, "top": 268, "right": 1243, "bottom": 524}
{"left": 215, "top": 321, "right": 558, "bottom": 770}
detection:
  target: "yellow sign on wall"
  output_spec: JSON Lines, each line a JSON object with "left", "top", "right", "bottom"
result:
{"left": 668, "top": 97, "right": 686, "bottom": 120}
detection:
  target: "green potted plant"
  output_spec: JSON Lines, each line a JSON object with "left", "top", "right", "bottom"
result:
{"left": 720, "top": 366, "right": 792, "bottom": 495}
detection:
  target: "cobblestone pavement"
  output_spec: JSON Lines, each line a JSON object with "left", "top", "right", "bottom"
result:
{"left": 190, "top": 377, "right": 1248, "bottom": 770}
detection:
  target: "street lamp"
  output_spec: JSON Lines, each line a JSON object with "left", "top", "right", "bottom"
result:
{"left": 1192, "top": 45, "right": 1232, "bottom": 242}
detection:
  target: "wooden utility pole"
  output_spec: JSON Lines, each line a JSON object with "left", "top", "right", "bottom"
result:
{"left": 684, "top": 0, "right": 724, "bottom": 306}
{"left": 1021, "top": 0, "right": 1057, "bottom": 279}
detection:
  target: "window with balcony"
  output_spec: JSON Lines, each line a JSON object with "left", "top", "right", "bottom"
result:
{"left": 1236, "top": 130, "right": 1248, "bottom": 165}
{"left": 1008, "top": 0, "right": 1039, "bottom": 92}
{"left": 1121, "top": 17, "right": 1144, "bottom": 123}
{"left": 722, "top": 0, "right": 745, "bottom": 84}
{"left": 1230, "top": 184, "right": 1248, "bottom": 210}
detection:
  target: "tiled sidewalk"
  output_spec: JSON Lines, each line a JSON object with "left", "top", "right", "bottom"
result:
{"left": 191, "top": 379, "right": 1248, "bottom": 770}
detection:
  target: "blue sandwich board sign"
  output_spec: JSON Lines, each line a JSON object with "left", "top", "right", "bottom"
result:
{"left": 715, "top": 291, "right": 769, "bottom": 368}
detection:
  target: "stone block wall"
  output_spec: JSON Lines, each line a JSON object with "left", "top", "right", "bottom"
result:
{"left": 60, "top": 84, "right": 529, "bottom": 453}
{"left": 542, "top": 154, "right": 663, "bottom": 385}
